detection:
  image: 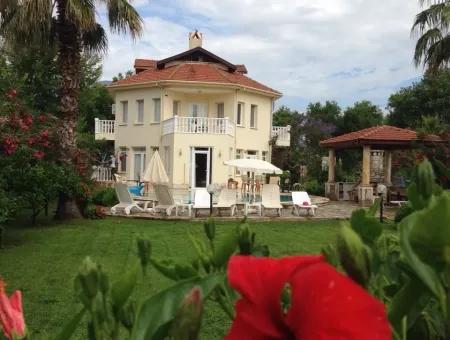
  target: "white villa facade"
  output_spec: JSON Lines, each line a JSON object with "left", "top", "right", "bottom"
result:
{"left": 95, "top": 32, "right": 290, "bottom": 189}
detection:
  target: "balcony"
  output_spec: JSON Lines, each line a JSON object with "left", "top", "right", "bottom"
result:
{"left": 271, "top": 125, "right": 291, "bottom": 147}
{"left": 95, "top": 119, "right": 115, "bottom": 140}
{"left": 162, "top": 116, "right": 235, "bottom": 136}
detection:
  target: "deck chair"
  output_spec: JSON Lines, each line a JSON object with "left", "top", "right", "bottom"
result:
{"left": 261, "top": 184, "right": 283, "bottom": 217}
{"left": 215, "top": 188, "right": 237, "bottom": 216}
{"left": 269, "top": 176, "right": 280, "bottom": 185}
{"left": 193, "top": 188, "right": 211, "bottom": 217}
{"left": 292, "top": 191, "right": 318, "bottom": 216}
{"left": 111, "top": 183, "right": 145, "bottom": 215}
{"left": 153, "top": 184, "right": 180, "bottom": 216}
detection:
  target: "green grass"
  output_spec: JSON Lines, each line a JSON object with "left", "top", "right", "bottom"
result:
{"left": 0, "top": 217, "right": 341, "bottom": 339}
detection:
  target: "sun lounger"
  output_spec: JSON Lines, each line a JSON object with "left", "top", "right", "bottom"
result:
{"left": 153, "top": 184, "right": 191, "bottom": 216}
{"left": 193, "top": 188, "right": 211, "bottom": 217}
{"left": 292, "top": 191, "right": 318, "bottom": 216}
{"left": 261, "top": 184, "right": 282, "bottom": 217}
{"left": 111, "top": 183, "right": 145, "bottom": 215}
{"left": 214, "top": 188, "right": 237, "bottom": 216}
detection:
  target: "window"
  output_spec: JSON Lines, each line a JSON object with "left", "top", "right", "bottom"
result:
{"left": 262, "top": 151, "right": 268, "bottom": 161}
{"left": 164, "top": 146, "right": 171, "bottom": 175}
{"left": 246, "top": 150, "right": 257, "bottom": 159}
{"left": 119, "top": 148, "right": 128, "bottom": 172}
{"left": 136, "top": 100, "right": 144, "bottom": 123}
{"left": 173, "top": 100, "right": 180, "bottom": 116}
{"left": 236, "top": 149, "right": 243, "bottom": 175}
{"left": 133, "top": 147, "right": 146, "bottom": 181}
{"left": 153, "top": 98, "right": 161, "bottom": 122}
{"left": 237, "top": 102, "right": 244, "bottom": 126}
{"left": 121, "top": 101, "right": 128, "bottom": 124}
{"left": 250, "top": 105, "right": 258, "bottom": 128}
{"left": 217, "top": 103, "right": 224, "bottom": 118}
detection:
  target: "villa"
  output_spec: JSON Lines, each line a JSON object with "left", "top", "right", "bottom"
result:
{"left": 95, "top": 31, "right": 290, "bottom": 189}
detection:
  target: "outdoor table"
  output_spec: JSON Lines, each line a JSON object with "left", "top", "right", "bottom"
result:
{"left": 245, "top": 202, "right": 262, "bottom": 216}
{"left": 132, "top": 196, "right": 156, "bottom": 210}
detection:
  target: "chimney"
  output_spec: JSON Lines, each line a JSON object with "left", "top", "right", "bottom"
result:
{"left": 189, "top": 30, "right": 203, "bottom": 49}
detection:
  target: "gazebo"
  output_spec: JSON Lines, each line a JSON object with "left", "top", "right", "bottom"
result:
{"left": 320, "top": 125, "right": 444, "bottom": 206}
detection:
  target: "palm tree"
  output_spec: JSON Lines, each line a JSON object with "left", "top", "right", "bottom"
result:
{"left": 412, "top": 0, "right": 450, "bottom": 73}
{"left": 0, "top": 0, "right": 142, "bottom": 219}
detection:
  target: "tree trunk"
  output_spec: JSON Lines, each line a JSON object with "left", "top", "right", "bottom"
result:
{"left": 54, "top": 0, "right": 82, "bottom": 220}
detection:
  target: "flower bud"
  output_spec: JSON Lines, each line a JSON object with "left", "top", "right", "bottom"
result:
{"left": 337, "top": 224, "right": 371, "bottom": 287}
{"left": 137, "top": 238, "right": 151, "bottom": 274}
{"left": 77, "top": 257, "right": 100, "bottom": 300}
{"left": 416, "top": 159, "right": 435, "bottom": 200}
{"left": 204, "top": 218, "right": 216, "bottom": 241}
{"left": 170, "top": 287, "right": 203, "bottom": 340}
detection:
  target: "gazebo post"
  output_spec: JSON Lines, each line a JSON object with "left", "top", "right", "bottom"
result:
{"left": 358, "top": 145, "right": 374, "bottom": 206}
{"left": 325, "top": 148, "right": 337, "bottom": 200}
{"left": 383, "top": 150, "right": 392, "bottom": 186}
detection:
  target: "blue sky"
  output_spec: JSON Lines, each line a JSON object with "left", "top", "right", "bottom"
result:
{"left": 100, "top": 0, "right": 424, "bottom": 112}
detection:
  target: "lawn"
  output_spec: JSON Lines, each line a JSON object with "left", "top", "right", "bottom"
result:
{"left": 0, "top": 216, "right": 341, "bottom": 339}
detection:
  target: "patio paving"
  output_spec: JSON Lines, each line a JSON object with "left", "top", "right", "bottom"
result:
{"left": 107, "top": 200, "right": 398, "bottom": 221}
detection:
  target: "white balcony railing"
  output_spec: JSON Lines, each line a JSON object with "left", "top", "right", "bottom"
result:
{"left": 162, "top": 116, "right": 235, "bottom": 136}
{"left": 271, "top": 125, "right": 291, "bottom": 146}
{"left": 95, "top": 119, "right": 115, "bottom": 140}
{"left": 91, "top": 166, "right": 113, "bottom": 182}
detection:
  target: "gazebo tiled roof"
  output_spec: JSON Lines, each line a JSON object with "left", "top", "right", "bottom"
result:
{"left": 320, "top": 125, "right": 443, "bottom": 149}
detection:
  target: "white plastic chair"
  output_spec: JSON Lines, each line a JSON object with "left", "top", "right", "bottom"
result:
{"left": 153, "top": 184, "right": 190, "bottom": 216}
{"left": 261, "top": 184, "right": 283, "bottom": 217}
{"left": 193, "top": 188, "right": 211, "bottom": 217}
{"left": 111, "top": 183, "right": 145, "bottom": 215}
{"left": 292, "top": 191, "right": 318, "bottom": 216}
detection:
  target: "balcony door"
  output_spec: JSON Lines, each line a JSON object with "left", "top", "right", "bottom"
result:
{"left": 189, "top": 103, "right": 207, "bottom": 117}
{"left": 191, "top": 147, "right": 211, "bottom": 188}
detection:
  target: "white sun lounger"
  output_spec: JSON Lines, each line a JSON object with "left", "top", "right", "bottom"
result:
{"left": 193, "top": 188, "right": 211, "bottom": 217}
{"left": 214, "top": 188, "right": 237, "bottom": 216}
{"left": 261, "top": 184, "right": 283, "bottom": 217}
{"left": 153, "top": 184, "right": 191, "bottom": 216}
{"left": 111, "top": 183, "right": 145, "bottom": 215}
{"left": 292, "top": 191, "right": 318, "bottom": 216}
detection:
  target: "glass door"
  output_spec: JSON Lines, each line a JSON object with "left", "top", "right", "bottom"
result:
{"left": 191, "top": 148, "right": 211, "bottom": 188}
{"left": 133, "top": 149, "right": 146, "bottom": 182}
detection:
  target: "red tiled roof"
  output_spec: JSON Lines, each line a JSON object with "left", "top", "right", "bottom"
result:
{"left": 320, "top": 125, "right": 444, "bottom": 148}
{"left": 110, "top": 62, "right": 281, "bottom": 95}
{"left": 134, "top": 59, "right": 157, "bottom": 68}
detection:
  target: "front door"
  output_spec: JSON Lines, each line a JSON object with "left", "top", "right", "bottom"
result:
{"left": 191, "top": 148, "right": 211, "bottom": 188}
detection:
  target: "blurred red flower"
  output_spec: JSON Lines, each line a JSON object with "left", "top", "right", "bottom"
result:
{"left": 33, "top": 150, "right": 45, "bottom": 159}
{"left": 226, "top": 255, "right": 391, "bottom": 340}
{"left": 0, "top": 279, "right": 26, "bottom": 340}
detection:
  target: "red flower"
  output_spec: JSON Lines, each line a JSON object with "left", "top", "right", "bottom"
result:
{"left": 33, "top": 150, "right": 45, "bottom": 159}
{"left": 27, "top": 137, "right": 36, "bottom": 146}
{"left": 21, "top": 115, "right": 33, "bottom": 127}
{"left": 226, "top": 255, "right": 391, "bottom": 340}
{"left": 0, "top": 279, "right": 26, "bottom": 339}
{"left": 37, "top": 114, "right": 47, "bottom": 122}
{"left": 6, "top": 89, "right": 17, "bottom": 99}
{"left": 39, "top": 130, "right": 49, "bottom": 139}
{"left": 2, "top": 137, "right": 18, "bottom": 155}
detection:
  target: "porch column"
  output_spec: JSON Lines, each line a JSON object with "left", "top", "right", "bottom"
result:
{"left": 361, "top": 145, "right": 371, "bottom": 186}
{"left": 359, "top": 145, "right": 374, "bottom": 206}
{"left": 325, "top": 148, "right": 337, "bottom": 200}
{"left": 383, "top": 150, "right": 392, "bottom": 186}
{"left": 328, "top": 148, "right": 336, "bottom": 183}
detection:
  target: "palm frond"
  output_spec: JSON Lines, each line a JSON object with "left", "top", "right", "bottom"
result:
{"left": 414, "top": 27, "right": 443, "bottom": 66}
{"left": 105, "top": 0, "right": 143, "bottom": 39}
{"left": 424, "top": 33, "right": 450, "bottom": 72}
{"left": 412, "top": 3, "right": 448, "bottom": 35}
{"left": 81, "top": 23, "right": 108, "bottom": 54}
{"left": 66, "top": 0, "right": 97, "bottom": 31}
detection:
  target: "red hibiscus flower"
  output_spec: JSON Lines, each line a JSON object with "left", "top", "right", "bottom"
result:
{"left": 39, "top": 130, "right": 49, "bottom": 139}
{"left": 33, "top": 150, "right": 45, "bottom": 160}
{"left": 0, "top": 279, "right": 26, "bottom": 339}
{"left": 37, "top": 114, "right": 47, "bottom": 123}
{"left": 2, "top": 137, "right": 18, "bottom": 155}
{"left": 226, "top": 255, "right": 391, "bottom": 340}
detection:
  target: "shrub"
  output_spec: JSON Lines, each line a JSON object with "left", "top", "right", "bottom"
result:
{"left": 92, "top": 187, "right": 118, "bottom": 206}
{"left": 304, "top": 179, "right": 324, "bottom": 196}
{"left": 394, "top": 203, "right": 414, "bottom": 223}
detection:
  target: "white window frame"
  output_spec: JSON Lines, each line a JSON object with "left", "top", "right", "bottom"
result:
{"left": 132, "top": 147, "right": 146, "bottom": 181}
{"left": 152, "top": 98, "right": 161, "bottom": 123}
{"left": 217, "top": 102, "right": 225, "bottom": 118}
{"left": 121, "top": 101, "right": 128, "bottom": 124}
{"left": 250, "top": 104, "right": 258, "bottom": 129}
{"left": 237, "top": 102, "right": 245, "bottom": 126}
{"left": 136, "top": 99, "right": 144, "bottom": 124}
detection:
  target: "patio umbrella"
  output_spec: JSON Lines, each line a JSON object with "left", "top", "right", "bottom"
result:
{"left": 143, "top": 150, "right": 169, "bottom": 183}
{"left": 224, "top": 158, "right": 283, "bottom": 174}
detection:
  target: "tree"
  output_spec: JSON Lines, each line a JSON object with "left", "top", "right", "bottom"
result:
{"left": 112, "top": 69, "right": 134, "bottom": 82}
{"left": 339, "top": 101, "right": 384, "bottom": 134}
{"left": 387, "top": 69, "right": 450, "bottom": 128}
{"left": 0, "top": 0, "right": 143, "bottom": 219}
{"left": 412, "top": 0, "right": 450, "bottom": 73}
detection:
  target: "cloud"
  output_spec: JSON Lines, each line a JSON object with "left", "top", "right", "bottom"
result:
{"left": 100, "top": 0, "right": 423, "bottom": 110}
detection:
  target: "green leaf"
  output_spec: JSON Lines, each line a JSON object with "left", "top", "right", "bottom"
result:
{"left": 367, "top": 198, "right": 380, "bottom": 216}
{"left": 399, "top": 210, "right": 446, "bottom": 300}
{"left": 416, "top": 159, "right": 435, "bottom": 200}
{"left": 349, "top": 209, "right": 382, "bottom": 245}
{"left": 53, "top": 308, "right": 86, "bottom": 340}
{"left": 408, "top": 183, "right": 427, "bottom": 211}
{"left": 111, "top": 263, "right": 138, "bottom": 309}
{"left": 211, "top": 226, "right": 239, "bottom": 267}
{"left": 151, "top": 258, "right": 198, "bottom": 281}
{"left": 409, "top": 192, "right": 450, "bottom": 271}
{"left": 130, "top": 273, "right": 224, "bottom": 340}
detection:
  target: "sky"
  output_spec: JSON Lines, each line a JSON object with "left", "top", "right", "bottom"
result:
{"left": 100, "top": 0, "right": 424, "bottom": 111}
